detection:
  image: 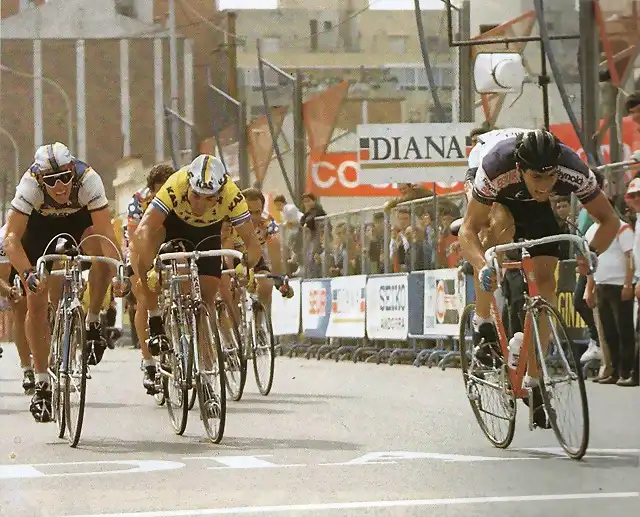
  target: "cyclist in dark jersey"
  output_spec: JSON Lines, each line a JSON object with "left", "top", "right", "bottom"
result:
{"left": 458, "top": 129, "right": 619, "bottom": 425}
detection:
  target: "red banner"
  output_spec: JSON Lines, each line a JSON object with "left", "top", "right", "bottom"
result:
{"left": 306, "top": 152, "right": 464, "bottom": 197}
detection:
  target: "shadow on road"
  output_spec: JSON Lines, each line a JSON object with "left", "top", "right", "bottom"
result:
{"left": 222, "top": 436, "right": 361, "bottom": 451}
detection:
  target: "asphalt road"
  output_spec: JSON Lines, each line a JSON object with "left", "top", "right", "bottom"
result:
{"left": 0, "top": 343, "right": 638, "bottom": 517}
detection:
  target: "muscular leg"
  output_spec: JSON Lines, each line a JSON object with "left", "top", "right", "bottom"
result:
{"left": 12, "top": 297, "right": 30, "bottom": 368}
{"left": 257, "top": 278, "right": 274, "bottom": 310}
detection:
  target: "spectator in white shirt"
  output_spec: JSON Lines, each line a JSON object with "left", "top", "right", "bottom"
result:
{"left": 585, "top": 199, "right": 637, "bottom": 386}
{"left": 623, "top": 178, "right": 640, "bottom": 386}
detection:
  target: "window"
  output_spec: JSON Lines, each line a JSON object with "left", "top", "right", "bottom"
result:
{"left": 479, "top": 24, "right": 499, "bottom": 35}
{"left": 323, "top": 21, "right": 332, "bottom": 31}
{"left": 388, "top": 35, "right": 407, "bottom": 55}
{"left": 260, "top": 37, "right": 280, "bottom": 54}
{"left": 310, "top": 20, "right": 318, "bottom": 51}
{"left": 242, "top": 68, "right": 278, "bottom": 89}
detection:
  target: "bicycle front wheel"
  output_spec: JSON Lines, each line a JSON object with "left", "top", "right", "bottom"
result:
{"left": 64, "top": 306, "right": 88, "bottom": 448}
{"left": 49, "top": 306, "right": 65, "bottom": 439}
{"left": 531, "top": 300, "right": 589, "bottom": 460}
{"left": 459, "top": 302, "right": 516, "bottom": 449}
{"left": 252, "top": 302, "right": 275, "bottom": 396}
{"left": 162, "top": 307, "right": 192, "bottom": 435}
{"left": 194, "top": 303, "right": 226, "bottom": 443}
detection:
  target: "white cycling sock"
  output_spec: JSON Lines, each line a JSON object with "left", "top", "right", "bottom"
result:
{"left": 148, "top": 309, "right": 162, "bottom": 319}
{"left": 36, "top": 372, "right": 48, "bottom": 384}
{"left": 86, "top": 312, "right": 100, "bottom": 325}
{"left": 143, "top": 359, "right": 156, "bottom": 368}
{"left": 472, "top": 314, "right": 492, "bottom": 331}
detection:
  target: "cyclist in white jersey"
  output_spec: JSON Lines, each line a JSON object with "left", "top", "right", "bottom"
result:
{"left": 458, "top": 129, "right": 619, "bottom": 427}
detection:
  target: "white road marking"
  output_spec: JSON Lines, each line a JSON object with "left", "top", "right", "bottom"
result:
{"left": 514, "top": 447, "right": 640, "bottom": 455}
{"left": 182, "top": 456, "right": 305, "bottom": 469}
{"left": 0, "top": 460, "right": 184, "bottom": 480}
{"left": 320, "top": 451, "right": 539, "bottom": 465}
{"left": 61, "top": 492, "right": 639, "bottom": 517}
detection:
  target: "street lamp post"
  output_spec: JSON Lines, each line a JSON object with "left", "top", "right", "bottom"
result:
{"left": 0, "top": 126, "right": 20, "bottom": 225}
{"left": 0, "top": 63, "right": 74, "bottom": 150}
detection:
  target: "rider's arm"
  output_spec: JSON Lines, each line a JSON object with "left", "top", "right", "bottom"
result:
{"left": 459, "top": 198, "right": 493, "bottom": 271}
{"left": 234, "top": 220, "right": 264, "bottom": 269}
{"left": 4, "top": 210, "right": 32, "bottom": 277}
{"left": 90, "top": 208, "right": 121, "bottom": 260}
{"left": 0, "top": 264, "right": 13, "bottom": 297}
{"left": 581, "top": 191, "right": 619, "bottom": 255}
{"left": 130, "top": 207, "right": 166, "bottom": 278}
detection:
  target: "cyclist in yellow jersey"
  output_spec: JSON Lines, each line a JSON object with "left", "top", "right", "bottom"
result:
{"left": 130, "top": 154, "right": 265, "bottom": 353}
{"left": 123, "top": 164, "right": 175, "bottom": 394}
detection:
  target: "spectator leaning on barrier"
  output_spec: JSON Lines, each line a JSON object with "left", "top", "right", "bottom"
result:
{"left": 383, "top": 183, "right": 433, "bottom": 212}
{"left": 367, "top": 212, "right": 386, "bottom": 274}
{"left": 300, "top": 192, "right": 326, "bottom": 277}
{"left": 623, "top": 178, "right": 640, "bottom": 386}
{"left": 584, "top": 196, "right": 637, "bottom": 386}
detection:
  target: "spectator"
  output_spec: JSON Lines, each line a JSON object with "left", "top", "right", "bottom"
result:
{"left": 624, "top": 178, "right": 640, "bottom": 386}
{"left": 585, "top": 198, "right": 637, "bottom": 386}
{"left": 368, "top": 212, "right": 386, "bottom": 274}
{"left": 553, "top": 195, "right": 573, "bottom": 260}
{"left": 419, "top": 210, "right": 436, "bottom": 269}
{"left": 383, "top": 183, "right": 433, "bottom": 212}
{"left": 300, "top": 192, "right": 327, "bottom": 277}
{"left": 437, "top": 205, "right": 462, "bottom": 268}
{"left": 391, "top": 207, "right": 412, "bottom": 272}
{"left": 272, "top": 194, "right": 287, "bottom": 224}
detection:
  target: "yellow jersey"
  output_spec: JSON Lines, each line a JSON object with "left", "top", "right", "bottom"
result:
{"left": 150, "top": 169, "right": 250, "bottom": 227}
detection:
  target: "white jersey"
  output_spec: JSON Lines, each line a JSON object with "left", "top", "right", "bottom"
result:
{"left": 11, "top": 160, "right": 108, "bottom": 217}
{"left": 468, "top": 128, "right": 530, "bottom": 170}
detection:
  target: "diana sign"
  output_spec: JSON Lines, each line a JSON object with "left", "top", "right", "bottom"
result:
{"left": 356, "top": 123, "right": 475, "bottom": 184}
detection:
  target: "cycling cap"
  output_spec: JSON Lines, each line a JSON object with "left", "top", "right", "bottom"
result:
{"left": 187, "top": 154, "right": 227, "bottom": 195}
{"left": 33, "top": 142, "right": 74, "bottom": 173}
{"left": 515, "top": 129, "right": 562, "bottom": 172}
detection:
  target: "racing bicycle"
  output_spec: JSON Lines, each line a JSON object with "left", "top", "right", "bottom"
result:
{"left": 150, "top": 243, "right": 242, "bottom": 443}
{"left": 459, "top": 234, "right": 591, "bottom": 460}
{"left": 38, "top": 234, "right": 127, "bottom": 448}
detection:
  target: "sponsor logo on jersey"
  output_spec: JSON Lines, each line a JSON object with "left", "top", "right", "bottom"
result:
{"left": 557, "top": 167, "right": 586, "bottom": 189}
{"left": 227, "top": 192, "right": 244, "bottom": 212}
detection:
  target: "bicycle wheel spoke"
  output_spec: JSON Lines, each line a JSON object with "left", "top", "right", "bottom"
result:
{"left": 163, "top": 308, "right": 191, "bottom": 435}
{"left": 252, "top": 304, "right": 275, "bottom": 396}
{"left": 217, "top": 303, "right": 246, "bottom": 401}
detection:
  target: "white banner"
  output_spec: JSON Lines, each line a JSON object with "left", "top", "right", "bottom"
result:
{"left": 356, "top": 122, "right": 475, "bottom": 184}
{"left": 326, "top": 275, "right": 366, "bottom": 338}
{"left": 423, "top": 269, "right": 465, "bottom": 337}
{"left": 271, "top": 278, "right": 301, "bottom": 336}
{"left": 365, "top": 274, "right": 408, "bottom": 340}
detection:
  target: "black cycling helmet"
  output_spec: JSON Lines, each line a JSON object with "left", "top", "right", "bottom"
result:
{"left": 515, "top": 129, "right": 562, "bottom": 172}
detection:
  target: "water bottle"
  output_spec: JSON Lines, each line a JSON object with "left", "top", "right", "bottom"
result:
{"left": 508, "top": 332, "right": 524, "bottom": 370}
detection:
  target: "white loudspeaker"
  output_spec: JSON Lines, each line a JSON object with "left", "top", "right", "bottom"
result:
{"left": 473, "top": 52, "right": 527, "bottom": 94}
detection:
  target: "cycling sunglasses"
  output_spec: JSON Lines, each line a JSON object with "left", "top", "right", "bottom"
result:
{"left": 42, "top": 168, "right": 74, "bottom": 188}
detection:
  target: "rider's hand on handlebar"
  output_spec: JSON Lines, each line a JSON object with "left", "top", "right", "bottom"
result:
{"left": 478, "top": 265, "right": 497, "bottom": 292}
{"left": 574, "top": 249, "right": 598, "bottom": 276}
{"left": 23, "top": 268, "right": 42, "bottom": 294}
{"left": 111, "top": 277, "right": 131, "bottom": 298}
{"left": 234, "top": 263, "right": 255, "bottom": 286}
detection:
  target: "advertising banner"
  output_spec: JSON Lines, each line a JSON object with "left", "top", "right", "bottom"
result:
{"left": 271, "top": 278, "right": 301, "bottom": 336}
{"left": 356, "top": 123, "right": 476, "bottom": 184}
{"left": 325, "top": 275, "right": 367, "bottom": 338}
{"left": 307, "top": 152, "right": 464, "bottom": 197}
{"left": 301, "top": 279, "right": 332, "bottom": 338}
{"left": 423, "top": 269, "right": 466, "bottom": 337}
{"left": 365, "top": 274, "right": 408, "bottom": 340}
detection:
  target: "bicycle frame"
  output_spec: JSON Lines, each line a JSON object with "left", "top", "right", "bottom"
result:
{"left": 485, "top": 234, "right": 594, "bottom": 401}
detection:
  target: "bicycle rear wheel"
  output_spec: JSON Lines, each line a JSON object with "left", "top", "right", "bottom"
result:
{"left": 64, "top": 306, "right": 88, "bottom": 448}
{"left": 252, "top": 302, "right": 275, "bottom": 396}
{"left": 194, "top": 303, "right": 226, "bottom": 443}
{"left": 162, "top": 307, "right": 192, "bottom": 435}
{"left": 531, "top": 300, "right": 589, "bottom": 460}
{"left": 217, "top": 300, "right": 246, "bottom": 401}
{"left": 459, "top": 302, "right": 516, "bottom": 449}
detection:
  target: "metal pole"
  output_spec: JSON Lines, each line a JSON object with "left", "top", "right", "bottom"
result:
{"left": 579, "top": 0, "right": 600, "bottom": 165}
{"left": 33, "top": 39, "right": 43, "bottom": 148}
{"left": 293, "top": 70, "right": 305, "bottom": 203}
{"left": 154, "top": 38, "right": 165, "bottom": 163}
{"left": 75, "top": 39, "right": 85, "bottom": 157}
{"left": 238, "top": 100, "right": 250, "bottom": 189}
{"left": 227, "top": 11, "right": 238, "bottom": 100}
{"left": 169, "top": 0, "right": 180, "bottom": 162}
{"left": 539, "top": 41, "right": 550, "bottom": 130}
{"left": 120, "top": 38, "right": 131, "bottom": 157}
{"left": 184, "top": 38, "right": 194, "bottom": 160}
{"left": 458, "top": 0, "right": 472, "bottom": 122}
